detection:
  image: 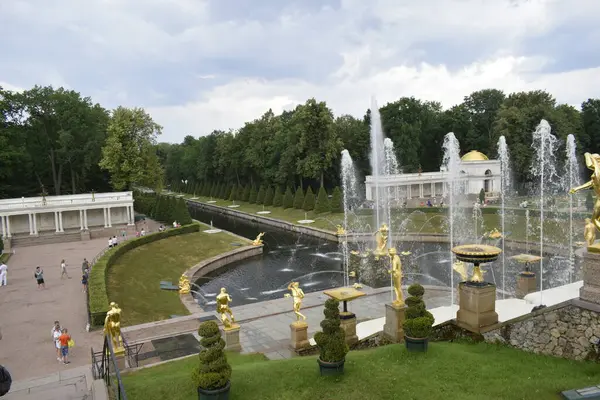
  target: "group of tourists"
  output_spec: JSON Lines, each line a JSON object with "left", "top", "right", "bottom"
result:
{"left": 32, "top": 258, "right": 90, "bottom": 291}
{"left": 51, "top": 321, "right": 73, "bottom": 364}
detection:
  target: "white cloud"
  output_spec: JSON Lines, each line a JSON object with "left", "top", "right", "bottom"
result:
{"left": 1, "top": 0, "right": 600, "bottom": 142}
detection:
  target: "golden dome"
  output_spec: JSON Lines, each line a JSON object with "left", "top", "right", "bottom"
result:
{"left": 461, "top": 150, "right": 489, "bottom": 162}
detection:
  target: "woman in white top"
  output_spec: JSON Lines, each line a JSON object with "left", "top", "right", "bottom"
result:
{"left": 51, "top": 321, "right": 62, "bottom": 361}
{"left": 60, "top": 260, "right": 70, "bottom": 279}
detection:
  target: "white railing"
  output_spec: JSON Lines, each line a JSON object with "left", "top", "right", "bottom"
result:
{"left": 0, "top": 192, "right": 133, "bottom": 211}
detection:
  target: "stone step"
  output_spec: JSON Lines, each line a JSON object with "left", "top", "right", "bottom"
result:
{"left": 10, "top": 232, "right": 83, "bottom": 248}
{"left": 4, "top": 376, "right": 90, "bottom": 400}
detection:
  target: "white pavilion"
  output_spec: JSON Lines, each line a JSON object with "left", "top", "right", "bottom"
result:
{"left": 365, "top": 150, "right": 501, "bottom": 204}
{"left": 0, "top": 191, "right": 135, "bottom": 250}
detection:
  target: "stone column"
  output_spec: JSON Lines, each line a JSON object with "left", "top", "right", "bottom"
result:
{"left": 456, "top": 282, "right": 499, "bottom": 333}
{"left": 223, "top": 324, "right": 241, "bottom": 352}
{"left": 54, "top": 211, "right": 60, "bottom": 232}
{"left": 83, "top": 209, "right": 88, "bottom": 230}
{"left": 107, "top": 207, "right": 112, "bottom": 227}
{"left": 79, "top": 210, "right": 84, "bottom": 230}
{"left": 58, "top": 211, "right": 64, "bottom": 232}
{"left": 419, "top": 183, "right": 424, "bottom": 198}
{"left": 340, "top": 312, "right": 358, "bottom": 346}
{"left": 516, "top": 273, "right": 537, "bottom": 299}
{"left": 103, "top": 208, "right": 107, "bottom": 228}
{"left": 128, "top": 205, "right": 135, "bottom": 225}
{"left": 383, "top": 303, "right": 406, "bottom": 343}
{"left": 431, "top": 182, "right": 436, "bottom": 197}
{"left": 1, "top": 216, "right": 5, "bottom": 238}
{"left": 28, "top": 214, "right": 33, "bottom": 235}
{"left": 6, "top": 216, "right": 11, "bottom": 238}
{"left": 289, "top": 321, "right": 310, "bottom": 352}
{"left": 579, "top": 252, "right": 600, "bottom": 305}
{"left": 32, "top": 213, "right": 38, "bottom": 235}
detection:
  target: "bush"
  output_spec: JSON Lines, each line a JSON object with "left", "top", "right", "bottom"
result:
{"left": 314, "top": 186, "right": 330, "bottom": 214}
{"left": 293, "top": 187, "right": 304, "bottom": 209}
{"left": 314, "top": 299, "right": 349, "bottom": 362}
{"left": 263, "top": 187, "right": 275, "bottom": 206}
{"left": 174, "top": 198, "right": 192, "bottom": 225}
{"left": 228, "top": 184, "right": 238, "bottom": 201}
{"left": 403, "top": 284, "right": 434, "bottom": 339}
{"left": 242, "top": 184, "right": 251, "bottom": 202}
{"left": 192, "top": 321, "right": 231, "bottom": 390}
{"left": 283, "top": 187, "right": 294, "bottom": 209}
{"left": 303, "top": 186, "right": 315, "bottom": 211}
{"left": 479, "top": 188, "right": 485, "bottom": 204}
{"left": 88, "top": 222, "right": 201, "bottom": 326}
{"left": 256, "top": 186, "right": 266, "bottom": 204}
{"left": 330, "top": 186, "right": 343, "bottom": 213}
{"left": 272, "top": 187, "right": 283, "bottom": 207}
{"left": 248, "top": 185, "right": 258, "bottom": 204}
{"left": 221, "top": 184, "right": 231, "bottom": 200}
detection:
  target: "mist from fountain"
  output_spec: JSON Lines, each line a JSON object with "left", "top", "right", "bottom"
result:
{"left": 564, "top": 134, "right": 580, "bottom": 283}
{"left": 341, "top": 149, "right": 358, "bottom": 286}
{"left": 383, "top": 138, "right": 400, "bottom": 246}
{"left": 370, "top": 97, "right": 387, "bottom": 231}
{"left": 530, "top": 119, "right": 560, "bottom": 304}
{"left": 497, "top": 135, "right": 512, "bottom": 298}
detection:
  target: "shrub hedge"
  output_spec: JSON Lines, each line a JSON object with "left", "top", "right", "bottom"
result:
{"left": 88, "top": 222, "right": 201, "bottom": 326}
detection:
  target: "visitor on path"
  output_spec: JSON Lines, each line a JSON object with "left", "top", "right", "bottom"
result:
{"left": 58, "top": 328, "right": 72, "bottom": 364}
{"left": 82, "top": 269, "right": 88, "bottom": 293}
{"left": 34, "top": 266, "right": 45, "bottom": 289}
{"left": 52, "top": 321, "right": 62, "bottom": 361}
{"left": 0, "top": 364, "right": 11, "bottom": 396}
{"left": 112, "top": 235, "right": 118, "bottom": 246}
{"left": 108, "top": 237, "right": 113, "bottom": 248}
{"left": 81, "top": 258, "right": 90, "bottom": 274}
{"left": 0, "top": 262, "right": 7, "bottom": 286}
{"left": 60, "top": 259, "right": 70, "bottom": 279}
{"left": 140, "top": 229, "right": 146, "bottom": 236}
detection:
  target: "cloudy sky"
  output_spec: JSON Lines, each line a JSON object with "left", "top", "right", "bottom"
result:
{"left": 2, "top": 0, "right": 600, "bottom": 143}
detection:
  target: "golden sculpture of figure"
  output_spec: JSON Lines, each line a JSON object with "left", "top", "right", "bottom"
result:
{"left": 374, "top": 223, "right": 389, "bottom": 256}
{"left": 570, "top": 152, "right": 600, "bottom": 251}
{"left": 178, "top": 275, "right": 191, "bottom": 294}
{"left": 284, "top": 281, "right": 306, "bottom": 321}
{"left": 216, "top": 288, "right": 235, "bottom": 328}
{"left": 252, "top": 232, "right": 265, "bottom": 246}
{"left": 585, "top": 218, "right": 597, "bottom": 247}
{"left": 453, "top": 261, "right": 468, "bottom": 282}
{"left": 336, "top": 225, "right": 346, "bottom": 236}
{"left": 486, "top": 228, "right": 503, "bottom": 239}
{"left": 388, "top": 248, "right": 404, "bottom": 306}
{"left": 104, "top": 302, "right": 124, "bottom": 353}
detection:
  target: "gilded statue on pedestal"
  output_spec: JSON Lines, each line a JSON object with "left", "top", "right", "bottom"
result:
{"left": 178, "top": 275, "right": 191, "bottom": 294}
{"left": 569, "top": 152, "right": 600, "bottom": 251}
{"left": 284, "top": 281, "right": 306, "bottom": 321}
{"left": 388, "top": 248, "right": 404, "bottom": 306}
{"left": 104, "top": 302, "right": 124, "bottom": 352}
{"left": 585, "top": 218, "right": 596, "bottom": 247}
{"left": 373, "top": 223, "right": 389, "bottom": 257}
{"left": 216, "top": 288, "right": 236, "bottom": 328}
{"left": 252, "top": 232, "right": 265, "bottom": 246}
{"left": 336, "top": 225, "right": 346, "bottom": 236}
{"left": 453, "top": 261, "right": 468, "bottom": 282}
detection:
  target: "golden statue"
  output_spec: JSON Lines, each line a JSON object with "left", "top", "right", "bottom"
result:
{"left": 353, "top": 282, "right": 363, "bottom": 289}
{"left": 284, "top": 281, "right": 306, "bottom": 321}
{"left": 336, "top": 225, "right": 346, "bottom": 235}
{"left": 104, "top": 302, "right": 124, "bottom": 353}
{"left": 178, "top": 275, "right": 191, "bottom": 294}
{"left": 373, "top": 223, "right": 389, "bottom": 257}
{"left": 453, "top": 261, "right": 469, "bottom": 282}
{"left": 570, "top": 152, "right": 600, "bottom": 252}
{"left": 486, "top": 228, "right": 503, "bottom": 239}
{"left": 388, "top": 248, "right": 404, "bottom": 306}
{"left": 216, "top": 288, "right": 236, "bottom": 328}
{"left": 585, "top": 218, "right": 597, "bottom": 247}
{"left": 252, "top": 232, "right": 265, "bottom": 246}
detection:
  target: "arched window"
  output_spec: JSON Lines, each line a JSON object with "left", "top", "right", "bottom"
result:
{"left": 484, "top": 169, "right": 492, "bottom": 192}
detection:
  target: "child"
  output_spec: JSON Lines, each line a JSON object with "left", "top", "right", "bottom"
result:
{"left": 34, "top": 267, "right": 45, "bottom": 289}
{"left": 82, "top": 269, "right": 88, "bottom": 293}
{"left": 58, "top": 329, "right": 71, "bottom": 364}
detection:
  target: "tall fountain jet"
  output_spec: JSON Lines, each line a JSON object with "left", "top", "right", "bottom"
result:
{"left": 564, "top": 134, "right": 580, "bottom": 283}
{"left": 530, "top": 119, "right": 560, "bottom": 305}
{"left": 340, "top": 149, "right": 358, "bottom": 286}
{"left": 442, "top": 132, "right": 462, "bottom": 305}
{"left": 497, "top": 136, "right": 512, "bottom": 298}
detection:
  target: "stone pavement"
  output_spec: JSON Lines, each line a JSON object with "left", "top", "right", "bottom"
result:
{"left": 3, "top": 365, "right": 96, "bottom": 400}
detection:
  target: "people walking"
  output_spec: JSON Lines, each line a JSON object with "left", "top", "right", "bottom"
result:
{"left": 52, "top": 321, "right": 62, "bottom": 361}
{"left": 81, "top": 258, "right": 90, "bottom": 274}
{"left": 0, "top": 262, "right": 7, "bottom": 286}
{"left": 34, "top": 266, "right": 45, "bottom": 289}
{"left": 82, "top": 268, "right": 89, "bottom": 293}
{"left": 60, "top": 259, "right": 70, "bottom": 279}
{"left": 57, "top": 328, "right": 72, "bottom": 364}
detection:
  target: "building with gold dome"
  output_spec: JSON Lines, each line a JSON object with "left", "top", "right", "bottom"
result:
{"left": 365, "top": 150, "right": 500, "bottom": 204}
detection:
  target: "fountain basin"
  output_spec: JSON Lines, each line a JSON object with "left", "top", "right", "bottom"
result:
{"left": 297, "top": 219, "right": 315, "bottom": 224}
{"left": 452, "top": 244, "right": 502, "bottom": 285}
{"left": 256, "top": 211, "right": 271, "bottom": 215}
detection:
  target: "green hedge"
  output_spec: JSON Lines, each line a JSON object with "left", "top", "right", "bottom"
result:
{"left": 88, "top": 222, "right": 201, "bottom": 326}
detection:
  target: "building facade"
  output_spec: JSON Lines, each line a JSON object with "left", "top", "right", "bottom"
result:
{"left": 365, "top": 150, "right": 501, "bottom": 203}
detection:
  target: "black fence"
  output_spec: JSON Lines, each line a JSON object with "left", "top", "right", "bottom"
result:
{"left": 91, "top": 334, "right": 128, "bottom": 400}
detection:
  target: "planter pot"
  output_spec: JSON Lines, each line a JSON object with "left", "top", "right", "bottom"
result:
{"left": 197, "top": 381, "right": 231, "bottom": 400}
{"left": 317, "top": 358, "right": 345, "bottom": 376}
{"left": 404, "top": 336, "right": 429, "bottom": 352}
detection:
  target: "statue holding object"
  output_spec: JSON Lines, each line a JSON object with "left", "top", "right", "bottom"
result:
{"left": 569, "top": 152, "right": 600, "bottom": 252}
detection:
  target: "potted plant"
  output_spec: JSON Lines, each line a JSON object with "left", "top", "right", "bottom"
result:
{"left": 192, "top": 321, "right": 232, "bottom": 400}
{"left": 403, "top": 284, "right": 434, "bottom": 352}
{"left": 314, "top": 298, "right": 349, "bottom": 376}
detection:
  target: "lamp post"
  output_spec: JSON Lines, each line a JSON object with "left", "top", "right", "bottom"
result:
{"left": 181, "top": 179, "right": 188, "bottom": 194}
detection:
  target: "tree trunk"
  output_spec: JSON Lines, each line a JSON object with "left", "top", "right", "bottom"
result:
{"left": 71, "top": 165, "right": 77, "bottom": 194}
{"left": 320, "top": 171, "right": 324, "bottom": 187}
{"left": 49, "top": 149, "right": 61, "bottom": 195}
{"left": 299, "top": 176, "right": 303, "bottom": 190}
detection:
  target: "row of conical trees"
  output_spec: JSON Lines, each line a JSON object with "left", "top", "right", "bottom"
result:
{"left": 173, "top": 182, "right": 343, "bottom": 214}
{"left": 133, "top": 190, "right": 193, "bottom": 225}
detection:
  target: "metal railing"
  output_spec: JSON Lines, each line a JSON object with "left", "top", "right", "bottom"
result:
{"left": 91, "top": 334, "right": 128, "bottom": 400}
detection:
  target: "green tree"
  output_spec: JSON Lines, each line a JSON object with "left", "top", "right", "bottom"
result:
{"left": 263, "top": 186, "right": 275, "bottom": 206}
{"left": 462, "top": 89, "right": 506, "bottom": 154}
{"left": 256, "top": 185, "right": 266, "bottom": 204}
{"left": 581, "top": 99, "right": 600, "bottom": 154}
{"left": 479, "top": 188, "right": 486, "bottom": 204}
{"left": 99, "top": 106, "right": 162, "bottom": 191}
{"left": 283, "top": 187, "right": 294, "bottom": 209}
{"left": 330, "top": 186, "right": 343, "bottom": 213}
{"left": 242, "top": 184, "right": 251, "bottom": 202}
{"left": 314, "top": 186, "right": 330, "bottom": 214}
{"left": 272, "top": 187, "right": 283, "bottom": 207}
{"left": 293, "top": 186, "right": 304, "bottom": 209}
{"left": 248, "top": 185, "right": 258, "bottom": 204}
{"left": 174, "top": 198, "right": 192, "bottom": 225}
{"left": 228, "top": 184, "right": 238, "bottom": 201}
{"left": 314, "top": 299, "right": 348, "bottom": 363}
{"left": 303, "top": 186, "right": 315, "bottom": 211}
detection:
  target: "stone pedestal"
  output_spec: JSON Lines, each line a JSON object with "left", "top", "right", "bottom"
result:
{"left": 516, "top": 273, "right": 537, "bottom": 299}
{"left": 2, "top": 238, "right": 11, "bottom": 253}
{"left": 223, "top": 324, "right": 241, "bottom": 352}
{"left": 289, "top": 321, "right": 309, "bottom": 351}
{"left": 80, "top": 230, "right": 91, "bottom": 241}
{"left": 383, "top": 303, "right": 406, "bottom": 343}
{"left": 456, "top": 282, "right": 498, "bottom": 333}
{"left": 114, "top": 347, "right": 127, "bottom": 370}
{"left": 580, "top": 251, "right": 600, "bottom": 305}
{"left": 340, "top": 312, "right": 358, "bottom": 346}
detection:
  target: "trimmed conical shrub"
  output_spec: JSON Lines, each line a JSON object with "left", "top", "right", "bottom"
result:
{"left": 272, "top": 187, "right": 283, "bottom": 207}
{"left": 293, "top": 187, "right": 304, "bottom": 209}
{"left": 192, "top": 321, "right": 231, "bottom": 390}
{"left": 314, "top": 299, "right": 348, "bottom": 362}
{"left": 248, "top": 185, "right": 258, "bottom": 204}
{"left": 330, "top": 186, "right": 343, "bottom": 213}
{"left": 229, "top": 184, "right": 238, "bottom": 201}
{"left": 403, "top": 284, "right": 434, "bottom": 339}
{"left": 283, "top": 187, "right": 294, "bottom": 209}
{"left": 209, "top": 183, "right": 217, "bottom": 198}
{"left": 242, "top": 184, "right": 251, "bottom": 202}
{"left": 263, "top": 186, "right": 274, "bottom": 206}
{"left": 256, "top": 186, "right": 266, "bottom": 204}
{"left": 314, "top": 186, "right": 330, "bottom": 214}
{"left": 174, "top": 198, "right": 192, "bottom": 225}
{"left": 303, "top": 186, "right": 315, "bottom": 211}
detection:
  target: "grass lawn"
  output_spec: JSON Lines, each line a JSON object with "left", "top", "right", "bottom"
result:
{"left": 107, "top": 224, "right": 249, "bottom": 326}
{"left": 122, "top": 342, "right": 599, "bottom": 400}
{"left": 180, "top": 194, "right": 583, "bottom": 245}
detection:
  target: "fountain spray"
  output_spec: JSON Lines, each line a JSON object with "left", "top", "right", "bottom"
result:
{"left": 565, "top": 134, "right": 580, "bottom": 283}
{"left": 341, "top": 149, "right": 358, "bottom": 286}
{"left": 497, "top": 136, "right": 511, "bottom": 299}
{"left": 370, "top": 97, "right": 385, "bottom": 231}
